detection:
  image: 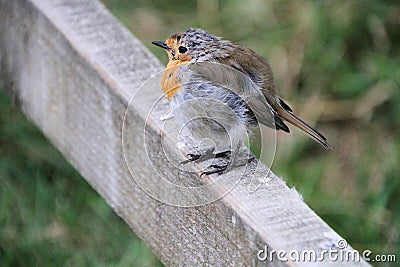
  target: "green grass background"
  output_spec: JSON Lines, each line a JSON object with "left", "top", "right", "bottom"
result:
{"left": 1, "top": 0, "right": 399, "bottom": 266}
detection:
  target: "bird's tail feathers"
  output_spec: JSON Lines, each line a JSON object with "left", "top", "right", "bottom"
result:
{"left": 277, "top": 108, "right": 332, "bottom": 149}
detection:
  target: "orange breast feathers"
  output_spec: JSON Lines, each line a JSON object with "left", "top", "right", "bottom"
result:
{"left": 161, "top": 60, "right": 189, "bottom": 100}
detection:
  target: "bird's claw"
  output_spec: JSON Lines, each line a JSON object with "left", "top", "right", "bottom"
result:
{"left": 200, "top": 163, "right": 229, "bottom": 177}
{"left": 179, "top": 153, "right": 202, "bottom": 166}
{"left": 180, "top": 149, "right": 230, "bottom": 165}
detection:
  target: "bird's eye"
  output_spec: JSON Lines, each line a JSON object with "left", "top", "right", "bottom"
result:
{"left": 178, "top": 46, "right": 188, "bottom": 54}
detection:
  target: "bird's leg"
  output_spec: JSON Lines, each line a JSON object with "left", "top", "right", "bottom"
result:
{"left": 200, "top": 145, "right": 241, "bottom": 176}
{"left": 199, "top": 150, "right": 232, "bottom": 176}
{"left": 180, "top": 148, "right": 232, "bottom": 166}
{"left": 180, "top": 147, "right": 217, "bottom": 165}
{"left": 214, "top": 150, "right": 231, "bottom": 158}
{"left": 181, "top": 145, "right": 250, "bottom": 176}
{"left": 247, "top": 153, "right": 257, "bottom": 163}
{"left": 200, "top": 163, "right": 229, "bottom": 177}
{"left": 180, "top": 153, "right": 202, "bottom": 165}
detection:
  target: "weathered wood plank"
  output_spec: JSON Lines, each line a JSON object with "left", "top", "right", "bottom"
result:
{"left": 0, "top": 0, "right": 370, "bottom": 266}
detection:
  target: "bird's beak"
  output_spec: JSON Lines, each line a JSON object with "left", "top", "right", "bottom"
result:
{"left": 152, "top": 41, "right": 169, "bottom": 50}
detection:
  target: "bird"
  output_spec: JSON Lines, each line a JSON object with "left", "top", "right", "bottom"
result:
{"left": 152, "top": 28, "right": 330, "bottom": 175}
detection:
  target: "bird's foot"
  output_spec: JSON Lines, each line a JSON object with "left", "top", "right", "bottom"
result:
{"left": 179, "top": 153, "right": 202, "bottom": 165}
{"left": 247, "top": 153, "right": 257, "bottom": 163}
{"left": 180, "top": 149, "right": 231, "bottom": 166}
{"left": 214, "top": 150, "right": 231, "bottom": 158}
{"left": 200, "top": 163, "right": 229, "bottom": 177}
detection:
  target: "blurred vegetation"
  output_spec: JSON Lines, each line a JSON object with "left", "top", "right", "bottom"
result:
{"left": 1, "top": 0, "right": 399, "bottom": 266}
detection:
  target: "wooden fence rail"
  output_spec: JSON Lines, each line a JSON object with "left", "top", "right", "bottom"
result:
{"left": 0, "top": 0, "right": 369, "bottom": 266}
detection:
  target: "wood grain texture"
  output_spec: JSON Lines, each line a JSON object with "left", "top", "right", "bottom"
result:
{"left": 0, "top": 0, "right": 370, "bottom": 266}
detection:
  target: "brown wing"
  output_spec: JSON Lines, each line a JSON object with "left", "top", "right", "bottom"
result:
{"left": 216, "top": 46, "right": 290, "bottom": 132}
{"left": 217, "top": 45, "right": 279, "bottom": 104}
{"left": 188, "top": 61, "right": 280, "bottom": 130}
{"left": 217, "top": 45, "right": 331, "bottom": 148}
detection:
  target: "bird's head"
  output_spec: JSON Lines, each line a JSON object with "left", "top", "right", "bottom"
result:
{"left": 152, "top": 28, "right": 233, "bottom": 63}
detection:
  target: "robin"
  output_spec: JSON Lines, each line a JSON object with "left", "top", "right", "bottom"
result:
{"left": 152, "top": 28, "right": 330, "bottom": 175}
